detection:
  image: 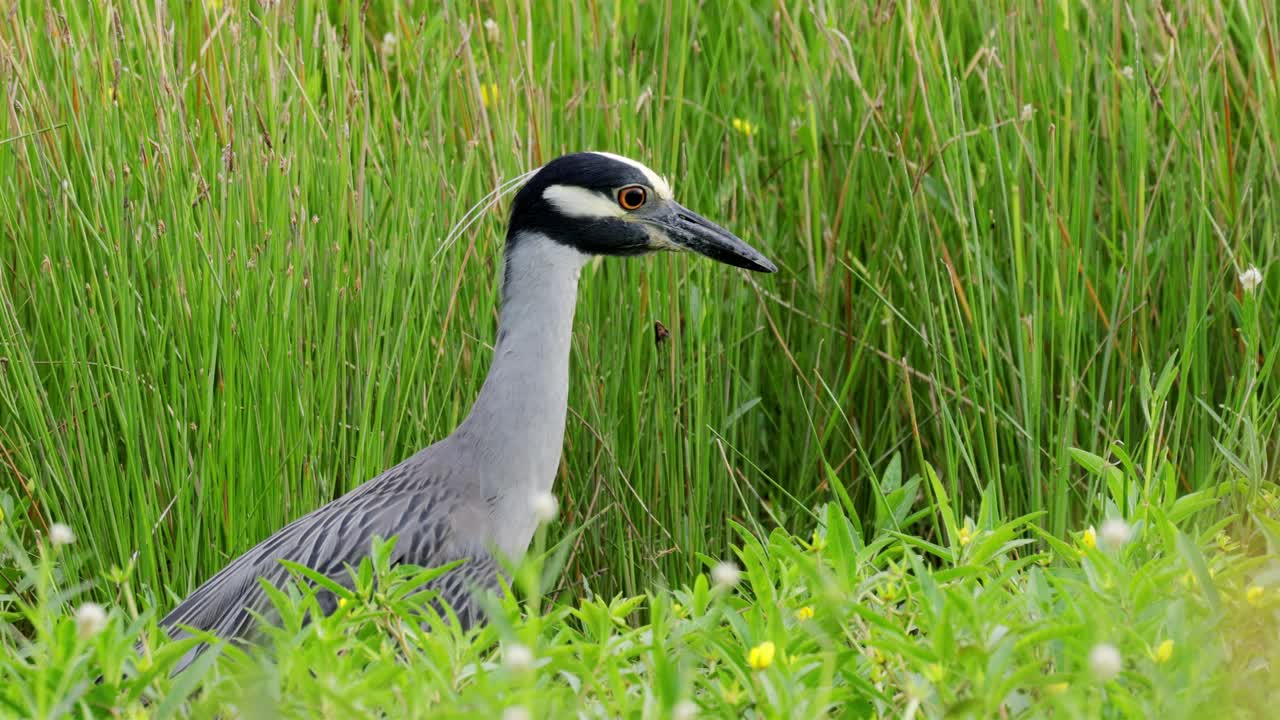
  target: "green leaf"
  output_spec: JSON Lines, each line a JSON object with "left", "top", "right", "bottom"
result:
{"left": 1068, "top": 447, "right": 1108, "bottom": 475}
{"left": 1175, "top": 530, "right": 1221, "bottom": 613}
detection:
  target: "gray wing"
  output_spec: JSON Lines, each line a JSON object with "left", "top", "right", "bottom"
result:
{"left": 157, "top": 456, "right": 499, "bottom": 672}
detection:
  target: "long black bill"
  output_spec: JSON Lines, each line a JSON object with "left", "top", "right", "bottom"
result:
{"left": 662, "top": 203, "right": 778, "bottom": 273}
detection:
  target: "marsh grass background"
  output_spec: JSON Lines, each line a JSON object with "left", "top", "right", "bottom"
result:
{"left": 1, "top": 0, "right": 1278, "bottom": 717}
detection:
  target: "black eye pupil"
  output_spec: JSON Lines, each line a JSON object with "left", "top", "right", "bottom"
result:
{"left": 621, "top": 188, "right": 645, "bottom": 208}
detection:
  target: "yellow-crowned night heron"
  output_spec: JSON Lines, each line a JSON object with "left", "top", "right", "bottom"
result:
{"left": 156, "top": 152, "right": 776, "bottom": 671}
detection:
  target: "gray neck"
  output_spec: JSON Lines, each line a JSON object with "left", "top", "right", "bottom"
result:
{"left": 454, "top": 232, "right": 586, "bottom": 507}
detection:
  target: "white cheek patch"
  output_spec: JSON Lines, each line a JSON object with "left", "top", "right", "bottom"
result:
{"left": 591, "top": 152, "right": 674, "bottom": 200}
{"left": 542, "top": 184, "right": 626, "bottom": 219}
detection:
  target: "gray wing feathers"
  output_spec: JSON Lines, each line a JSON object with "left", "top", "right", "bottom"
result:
{"left": 158, "top": 453, "right": 498, "bottom": 672}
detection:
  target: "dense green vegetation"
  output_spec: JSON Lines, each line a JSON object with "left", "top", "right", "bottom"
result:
{"left": 1, "top": 0, "right": 1276, "bottom": 716}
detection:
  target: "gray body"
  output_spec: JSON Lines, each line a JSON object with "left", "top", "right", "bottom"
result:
{"left": 154, "top": 152, "right": 776, "bottom": 674}
{"left": 160, "top": 237, "right": 581, "bottom": 665}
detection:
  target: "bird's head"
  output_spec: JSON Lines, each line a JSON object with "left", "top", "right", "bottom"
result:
{"left": 507, "top": 152, "right": 777, "bottom": 273}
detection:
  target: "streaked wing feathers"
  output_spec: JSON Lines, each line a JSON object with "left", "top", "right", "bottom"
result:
{"left": 157, "top": 455, "right": 497, "bottom": 672}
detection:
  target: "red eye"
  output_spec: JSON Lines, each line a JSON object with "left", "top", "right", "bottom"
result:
{"left": 617, "top": 185, "right": 647, "bottom": 211}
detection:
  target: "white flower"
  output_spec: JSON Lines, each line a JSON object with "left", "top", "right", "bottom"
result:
{"left": 1099, "top": 518, "right": 1132, "bottom": 548}
{"left": 1020, "top": 104, "right": 1034, "bottom": 123}
{"left": 60, "top": 178, "right": 72, "bottom": 193}
{"left": 673, "top": 699, "right": 698, "bottom": 720}
{"left": 502, "top": 707, "right": 530, "bottom": 720}
{"left": 1240, "top": 265, "right": 1263, "bottom": 292}
{"left": 75, "top": 603, "right": 107, "bottom": 639}
{"left": 503, "top": 642, "right": 533, "bottom": 672}
{"left": 49, "top": 523, "right": 75, "bottom": 546}
{"left": 380, "top": 32, "right": 396, "bottom": 56}
{"left": 1121, "top": 65, "right": 1135, "bottom": 81}
{"left": 531, "top": 492, "right": 559, "bottom": 523}
{"left": 483, "top": 18, "right": 500, "bottom": 43}
{"left": 711, "top": 560, "right": 741, "bottom": 589}
{"left": 1088, "top": 643, "right": 1122, "bottom": 683}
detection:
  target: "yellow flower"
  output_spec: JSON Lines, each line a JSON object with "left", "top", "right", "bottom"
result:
{"left": 1153, "top": 639, "right": 1173, "bottom": 663}
{"left": 480, "top": 83, "right": 499, "bottom": 108}
{"left": 958, "top": 525, "right": 973, "bottom": 547}
{"left": 1246, "top": 585, "right": 1264, "bottom": 607}
{"left": 1045, "top": 681, "right": 1069, "bottom": 696}
{"left": 795, "top": 606, "right": 814, "bottom": 621}
{"left": 1080, "top": 526, "right": 1097, "bottom": 550}
{"left": 747, "top": 641, "right": 775, "bottom": 670}
{"left": 337, "top": 597, "right": 349, "bottom": 609}
{"left": 730, "top": 117, "right": 757, "bottom": 138}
